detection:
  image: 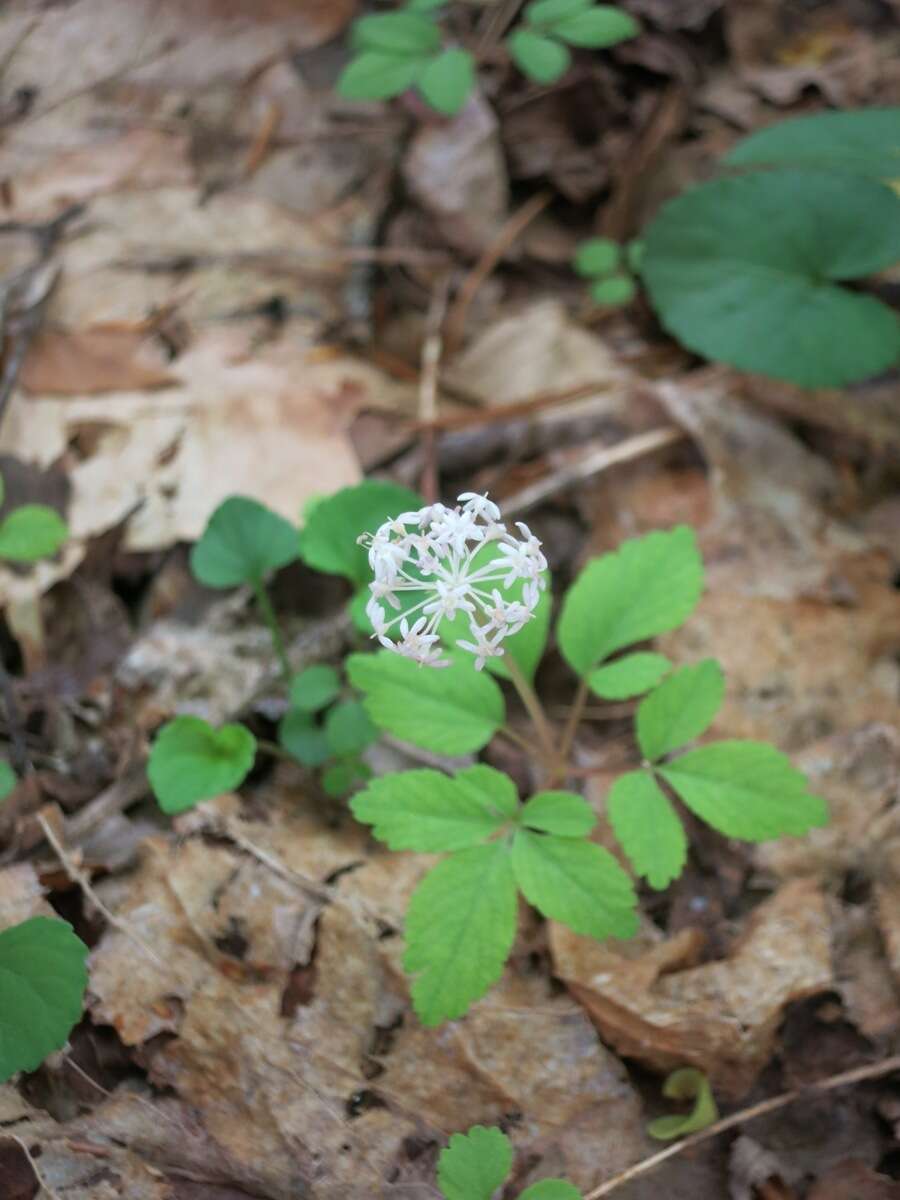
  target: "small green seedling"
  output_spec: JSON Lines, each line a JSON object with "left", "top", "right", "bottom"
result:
{"left": 148, "top": 716, "right": 257, "bottom": 814}
{"left": 352, "top": 764, "right": 637, "bottom": 1024}
{"left": 573, "top": 237, "right": 637, "bottom": 306}
{"left": 338, "top": 7, "right": 475, "bottom": 115}
{"left": 0, "top": 473, "right": 68, "bottom": 563}
{"left": 439, "top": 1125, "right": 582, "bottom": 1200}
{"left": 508, "top": 0, "right": 639, "bottom": 84}
{"left": 279, "top": 665, "right": 377, "bottom": 797}
{"left": 0, "top": 916, "right": 89, "bottom": 1082}
{"left": 647, "top": 1068, "right": 719, "bottom": 1141}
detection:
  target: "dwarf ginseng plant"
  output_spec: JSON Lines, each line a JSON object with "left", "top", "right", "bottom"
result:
{"left": 347, "top": 494, "right": 828, "bottom": 1024}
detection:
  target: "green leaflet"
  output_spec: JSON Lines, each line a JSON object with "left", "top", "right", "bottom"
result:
{"left": 558, "top": 526, "right": 703, "bottom": 676}
{"left": 659, "top": 741, "right": 828, "bottom": 842}
{"left": 190, "top": 496, "right": 298, "bottom": 587}
{"left": 511, "top": 830, "right": 638, "bottom": 939}
{"left": 299, "top": 481, "right": 423, "bottom": 585}
{"left": 519, "top": 1182, "right": 583, "bottom": 1200}
{"left": 588, "top": 652, "right": 670, "bottom": 700}
{"left": 324, "top": 700, "right": 377, "bottom": 757}
{"left": 288, "top": 666, "right": 341, "bottom": 713}
{"left": 607, "top": 770, "right": 686, "bottom": 890}
{"left": 351, "top": 765, "right": 516, "bottom": 852}
{"left": 0, "top": 917, "right": 89, "bottom": 1081}
{"left": 437, "top": 1126, "right": 513, "bottom": 1200}
{"left": 0, "top": 762, "right": 15, "bottom": 802}
{"left": 404, "top": 843, "right": 518, "bottom": 1025}
{"left": 347, "top": 650, "right": 505, "bottom": 756}
{"left": 148, "top": 717, "right": 256, "bottom": 814}
{"left": 636, "top": 659, "right": 724, "bottom": 761}
{"left": 519, "top": 791, "right": 596, "bottom": 837}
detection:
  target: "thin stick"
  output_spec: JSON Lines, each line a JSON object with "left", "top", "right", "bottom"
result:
{"left": 555, "top": 676, "right": 589, "bottom": 782}
{"left": 444, "top": 190, "right": 552, "bottom": 354}
{"left": 252, "top": 578, "right": 292, "bottom": 687}
{"left": 503, "top": 654, "right": 555, "bottom": 761}
{"left": 36, "top": 812, "right": 166, "bottom": 970}
{"left": 418, "top": 280, "right": 450, "bottom": 504}
{"left": 503, "top": 427, "right": 685, "bottom": 518}
{"left": 584, "top": 1053, "right": 900, "bottom": 1199}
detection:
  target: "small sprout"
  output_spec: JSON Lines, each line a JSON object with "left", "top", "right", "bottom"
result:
{"left": 289, "top": 665, "right": 341, "bottom": 713}
{"left": 508, "top": 0, "right": 638, "bottom": 83}
{"left": 647, "top": 1068, "right": 719, "bottom": 1140}
{"left": 589, "top": 274, "right": 636, "bottom": 305}
{"left": 0, "top": 505, "right": 68, "bottom": 562}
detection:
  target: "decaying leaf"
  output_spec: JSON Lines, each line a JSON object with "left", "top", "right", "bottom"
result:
{"left": 551, "top": 879, "right": 833, "bottom": 1097}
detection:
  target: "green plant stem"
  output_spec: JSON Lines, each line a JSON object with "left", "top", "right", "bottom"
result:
{"left": 502, "top": 655, "right": 555, "bottom": 761}
{"left": 256, "top": 738, "right": 294, "bottom": 762}
{"left": 252, "top": 578, "right": 292, "bottom": 687}
{"left": 554, "top": 676, "right": 589, "bottom": 784}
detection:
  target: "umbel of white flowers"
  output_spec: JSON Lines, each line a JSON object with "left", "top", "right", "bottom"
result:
{"left": 358, "top": 493, "right": 547, "bottom": 669}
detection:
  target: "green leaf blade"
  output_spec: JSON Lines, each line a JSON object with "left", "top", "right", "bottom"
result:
{"left": 558, "top": 526, "right": 703, "bottom": 676}
{"left": 659, "top": 741, "right": 828, "bottom": 842}
{"left": 574, "top": 237, "right": 620, "bottom": 277}
{"left": 148, "top": 716, "right": 256, "bottom": 814}
{"left": 519, "top": 1182, "right": 583, "bottom": 1200}
{"left": 647, "top": 1068, "right": 719, "bottom": 1141}
{"left": 278, "top": 710, "right": 330, "bottom": 767}
{"left": 508, "top": 28, "right": 571, "bottom": 83}
{"left": 324, "top": 700, "right": 378, "bottom": 757}
{"left": 438, "top": 1125, "right": 513, "bottom": 1200}
{"left": 520, "top": 791, "right": 596, "bottom": 837}
{"left": 590, "top": 275, "right": 636, "bottom": 305}
{"left": 0, "top": 762, "right": 16, "bottom": 802}
{"left": 0, "top": 917, "right": 89, "bottom": 1081}
{"left": 641, "top": 169, "right": 900, "bottom": 387}
{"left": 607, "top": 771, "right": 687, "bottom": 889}
{"left": 351, "top": 766, "right": 514, "bottom": 852}
{"left": 337, "top": 51, "right": 425, "bottom": 101}
{"left": 511, "top": 830, "right": 638, "bottom": 939}
{"left": 552, "top": 6, "right": 639, "bottom": 47}
{"left": 190, "top": 497, "right": 298, "bottom": 587}
{"left": 418, "top": 48, "right": 475, "bottom": 115}
{"left": 0, "top": 506, "right": 68, "bottom": 562}
{"left": 288, "top": 665, "right": 341, "bottom": 713}
{"left": 347, "top": 650, "right": 505, "bottom": 756}
{"left": 351, "top": 11, "right": 441, "bottom": 53}
{"left": 524, "top": 0, "right": 592, "bottom": 27}
{"left": 636, "top": 659, "right": 724, "bottom": 762}
{"left": 588, "top": 652, "right": 670, "bottom": 700}
{"left": 404, "top": 844, "right": 518, "bottom": 1025}
{"left": 299, "top": 481, "right": 423, "bottom": 585}
{"left": 724, "top": 108, "right": 900, "bottom": 180}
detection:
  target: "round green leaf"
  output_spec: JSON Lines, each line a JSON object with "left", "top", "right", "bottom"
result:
{"left": 508, "top": 28, "right": 571, "bottom": 83}
{"left": 288, "top": 665, "right": 341, "bottom": 713}
{"left": 438, "top": 1125, "right": 513, "bottom": 1200}
{"left": 590, "top": 274, "right": 636, "bottom": 305}
{"left": 573, "top": 237, "right": 620, "bottom": 277}
{"left": 148, "top": 716, "right": 257, "bottom": 814}
{"left": 0, "top": 916, "right": 89, "bottom": 1081}
{"left": 337, "top": 51, "right": 425, "bottom": 101}
{"left": 324, "top": 699, "right": 378, "bottom": 757}
{"left": 278, "top": 709, "right": 330, "bottom": 767}
{"left": 0, "top": 505, "right": 67, "bottom": 562}
{"left": 524, "top": 0, "right": 592, "bottom": 27}
{"left": 190, "top": 496, "right": 299, "bottom": 588}
{"left": 351, "top": 11, "right": 441, "bottom": 54}
{"left": 299, "top": 481, "right": 423, "bottom": 586}
{"left": 641, "top": 169, "right": 900, "bottom": 387}
{"left": 321, "top": 758, "right": 370, "bottom": 798}
{"left": 417, "top": 48, "right": 475, "bottom": 115}
{"left": 0, "top": 761, "right": 16, "bottom": 802}
{"left": 552, "top": 6, "right": 639, "bottom": 47}
{"left": 725, "top": 108, "right": 900, "bottom": 180}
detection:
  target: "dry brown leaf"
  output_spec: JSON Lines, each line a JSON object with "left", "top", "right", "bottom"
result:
{"left": 551, "top": 879, "right": 833, "bottom": 1097}
{"left": 0, "top": 862, "right": 56, "bottom": 926}
{"left": 21, "top": 326, "right": 176, "bottom": 394}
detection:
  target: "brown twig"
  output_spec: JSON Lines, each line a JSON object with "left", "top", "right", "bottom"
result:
{"left": 503, "top": 427, "right": 685, "bottom": 517}
{"left": 418, "top": 280, "right": 451, "bottom": 503}
{"left": 584, "top": 1053, "right": 900, "bottom": 1199}
{"left": 413, "top": 381, "right": 610, "bottom": 433}
{"left": 444, "top": 190, "right": 552, "bottom": 354}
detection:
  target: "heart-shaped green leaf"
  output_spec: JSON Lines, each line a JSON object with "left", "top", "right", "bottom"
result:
{"left": 0, "top": 506, "right": 68, "bottom": 562}
{"left": 299, "top": 481, "right": 423, "bottom": 586}
{"left": 190, "top": 496, "right": 299, "bottom": 588}
{"left": 0, "top": 917, "right": 89, "bottom": 1081}
{"left": 148, "top": 716, "right": 256, "bottom": 814}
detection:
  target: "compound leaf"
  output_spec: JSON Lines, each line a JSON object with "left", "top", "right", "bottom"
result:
{"left": 647, "top": 1068, "right": 718, "bottom": 1141}
{"left": 588, "top": 652, "right": 670, "bottom": 700}
{"left": 299, "top": 481, "right": 423, "bottom": 585}
{"left": 641, "top": 169, "right": 900, "bottom": 387}
{"left": 418, "top": 48, "right": 475, "bottom": 115}
{"left": 659, "top": 741, "right": 828, "bottom": 842}
{"left": 508, "top": 28, "right": 571, "bottom": 83}
{"left": 607, "top": 770, "right": 687, "bottom": 889}
{"left": 0, "top": 917, "right": 89, "bottom": 1081}
{"left": 558, "top": 526, "right": 703, "bottom": 676}
{"left": 725, "top": 107, "right": 900, "bottom": 180}
{"left": 0, "top": 506, "right": 68, "bottom": 562}
{"left": 190, "top": 496, "right": 298, "bottom": 587}
{"left": 352, "top": 766, "right": 514, "bottom": 852}
{"left": 404, "top": 843, "right": 517, "bottom": 1025}
{"left": 437, "top": 1125, "right": 513, "bottom": 1200}
{"left": 512, "top": 830, "right": 638, "bottom": 939}
{"left": 148, "top": 716, "right": 256, "bottom": 814}
{"left": 288, "top": 665, "right": 341, "bottom": 713}
{"left": 520, "top": 791, "right": 596, "bottom": 837}
{"left": 338, "top": 51, "right": 425, "bottom": 100}
{"left": 636, "top": 659, "right": 724, "bottom": 762}
{"left": 347, "top": 650, "right": 505, "bottom": 756}
{"left": 552, "top": 6, "right": 639, "bottom": 47}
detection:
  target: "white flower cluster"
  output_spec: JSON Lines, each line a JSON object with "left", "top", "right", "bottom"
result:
{"left": 359, "top": 493, "right": 547, "bottom": 669}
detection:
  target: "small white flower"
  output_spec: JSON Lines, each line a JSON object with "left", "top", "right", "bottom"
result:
{"left": 358, "top": 492, "right": 546, "bottom": 670}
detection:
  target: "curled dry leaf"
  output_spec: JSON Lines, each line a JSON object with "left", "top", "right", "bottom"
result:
{"left": 551, "top": 879, "right": 833, "bottom": 1097}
